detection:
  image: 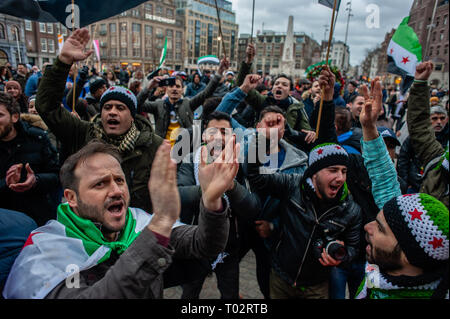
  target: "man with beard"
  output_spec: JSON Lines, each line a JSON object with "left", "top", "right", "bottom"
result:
{"left": 0, "top": 92, "right": 60, "bottom": 226}
{"left": 245, "top": 67, "right": 362, "bottom": 299}
{"left": 176, "top": 111, "right": 261, "bottom": 299}
{"left": 355, "top": 76, "right": 449, "bottom": 299}
{"left": 236, "top": 43, "right": 314, "bottom": 135}
{"left": 246, "top": 137, "right": 362, "bottom": 299}
{"left": 35, "top": 28, "right": 163, "bottom": 213}
{"left": 3, "top": 138, "right": 239, "bottom": 299}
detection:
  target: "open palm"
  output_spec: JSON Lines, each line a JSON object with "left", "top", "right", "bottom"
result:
{"left": 199, "top": 135, "right": 240, "bottom": 210}
{"left": 60, "top": 28, "right": 93, "bottom": 65}
{"left": 359, "top": 78, "right": 383, "bottom": 128}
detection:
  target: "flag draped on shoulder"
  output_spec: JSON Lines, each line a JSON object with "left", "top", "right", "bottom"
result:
{"left": 2, "top": 203, "right": 184, "bottom": 299}
{"left": 387, "top": 17, "right": 422, "bottom": 95}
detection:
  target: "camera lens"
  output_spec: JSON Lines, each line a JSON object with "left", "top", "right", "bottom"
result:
{"left": 326, "top": 241, "right": 347, "bottom": 261}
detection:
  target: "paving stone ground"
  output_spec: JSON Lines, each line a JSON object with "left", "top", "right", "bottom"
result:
{"left": 164, "top": 250, "right": 264, "bottom": 299}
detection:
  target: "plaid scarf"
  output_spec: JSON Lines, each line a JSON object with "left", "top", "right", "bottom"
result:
{"left": 93, "top": 121, "right": 140, "bottom": 155}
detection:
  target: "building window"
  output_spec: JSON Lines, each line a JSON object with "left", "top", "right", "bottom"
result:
{"left": 48, "top": 39, "right": 55, "bottom": 53}
{"left": 61, "top": 24, "right": 68, "bottom": 36}
{"left": 41, "top": 38, "right": 47, "bottom": 52}
{"left": 0, "top": 24, "right": 5, "bottom": 39}
{"left": 25, "top": 20, "right": 32, "bottom": 31}
{"left": 39, "top": 23, "right": 46, "bottom": 33}
{"left": 440, "top": 31, "right": 444, "bottom": 41}
{"left": 120, "top": 48, "right": 127, "bottom": 57}
{"left": 133, "top": 48, "right": 141, "bottom": 57}
{"left": 132, "top": 23, "right": 141, "bottom": 48}
{"left": 109, "top": 23, "right": 117, "bottom": 33}
{"left": 156, "top": 5, "right": 163, "bottom": 15}
{"left": 145, "top": 3, "right": 153, "bottom": 12}
{"left": 11, "top": 26, "right": 20, "bottom": 41}
{"left": 167, "top": 8, "right": 174, "bottom": 18}
{"left": 47, "top": 23, "right": 53, "bottom": 34}
{"left": 145, "top": 25, "right": 152, "bottom": 35}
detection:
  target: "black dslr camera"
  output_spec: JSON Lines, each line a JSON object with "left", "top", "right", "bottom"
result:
{"left": 159, "top": 77, "right": 177, "bottom": 87}
{"left": 314, "top": 235, "right": 347, "bottom": 261}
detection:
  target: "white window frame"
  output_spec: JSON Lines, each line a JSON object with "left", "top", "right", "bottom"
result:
{"left": 48, "top": 39, "right": 55, "bottom": 53}
{"left": 39, "top": 23, "right": 46, "bottom": 33}
{"left": 47, "top": 23, "right": 53, "bottom": 34}
{"left": 41, "top": 38, "right": 47, "bottom": 52}
{"left": 25, "top": 20, "right": 32, "bottom": 31}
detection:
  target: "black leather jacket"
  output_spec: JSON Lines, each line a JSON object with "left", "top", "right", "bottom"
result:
{"left": 247, "top": 159, "right": 362, "bottom": 287}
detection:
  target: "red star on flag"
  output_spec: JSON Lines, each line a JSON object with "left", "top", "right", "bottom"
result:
{"left": 22, "top": 232, "right": 42, "bottom": 250}
{"left": 402, "top": 194, "right": 414, "bottom": 197}
{"left": 336, "top": 146, "right": 341, "bottom": 150}
{"left": 317, "top": 149, "right": 323, "bottom": 155}
{"left": 408, "top": 208, "right": 423, "bottom": 221}
{"left": 401, "top": 57, "right": 410, "bottom": 64}
{"left": 390, "top": 48, "right": 394, "bottom": 54}
{"left": 428, "top": 237, "right": 444, "bottom": 249}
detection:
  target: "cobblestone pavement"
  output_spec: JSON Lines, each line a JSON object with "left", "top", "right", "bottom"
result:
{"left": 164, "top": 250, "right": 264, "bottom": 299}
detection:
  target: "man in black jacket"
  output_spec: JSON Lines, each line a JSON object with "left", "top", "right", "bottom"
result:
{"left": 247, "top": 138, "right": 362, "bottom": 299}
{"left": 246, "top": 68, "right": 362, "bottom": 299}
{"left": 0, "top": 92, "right": 60, "bottom": 226}
{"left": 177, "top": 111, "right": 261, "bottom": 299}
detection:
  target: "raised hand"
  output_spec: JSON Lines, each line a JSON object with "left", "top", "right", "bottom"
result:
{"left": 245, "top": 43, "right": 256, "bottom": 64}
{"left": 414, "top": 61, "right": 434, "bottom": 81}
{"left": 148, "top": 140, "right": 181, "bottom": 237}
{"left": 59, "top": 28, "right": 94, "bottom": 65}
{"left": 318, "top": 66, "right": 335, "bottom": 101}
{"left": 240, "top": 74, "right": 261, "bottom": 94}
{"left": 218, "top": 57, "right": 230, "bottom": 76}
{"left": 359, "top": 77, "right": 383, "bottom": 141}
{"left": 199, "top": 134, "right": 240, "bottom": 211}
{"left": 301, "top": 129, "right": 317, "bottom": 144}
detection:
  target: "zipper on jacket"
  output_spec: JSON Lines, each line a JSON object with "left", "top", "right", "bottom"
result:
{"left": 292, "top": 203, "right": 339, "bottom": 287}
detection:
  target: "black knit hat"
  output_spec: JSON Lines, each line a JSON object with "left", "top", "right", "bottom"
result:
{"left": 99, "top": 86, "right": 137, "bottom": 118}
{"left": 89, "top": 76, "right": 107, "bottom": 94}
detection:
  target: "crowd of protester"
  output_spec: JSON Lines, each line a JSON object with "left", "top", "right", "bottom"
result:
{"left": 0, "top": 28, "right": 448, "bottom": 300}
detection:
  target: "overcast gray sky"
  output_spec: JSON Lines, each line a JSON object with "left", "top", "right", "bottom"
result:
{"left": 231, "top": 0, "right": 415, "bottom": 66}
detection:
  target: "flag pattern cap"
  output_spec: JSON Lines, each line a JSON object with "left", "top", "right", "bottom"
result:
{"left": 305, "top": 143, "right": 349, "bottom": 178}
{"left": 383, "top": 193, "right": 449, "bottom": 270}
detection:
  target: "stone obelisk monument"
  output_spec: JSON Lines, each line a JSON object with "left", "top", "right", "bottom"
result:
{"left": 280, "top": 15, "right": 295, "bottom": 76}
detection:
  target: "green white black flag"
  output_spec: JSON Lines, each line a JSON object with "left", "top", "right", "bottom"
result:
{"left": 387, "top": 17, "right": 422, "bottom": 94}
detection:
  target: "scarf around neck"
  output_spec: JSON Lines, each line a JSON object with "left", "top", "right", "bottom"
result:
{"left": 93, "top": 120, "right": 140, "bottom": 154}
{"left": 356, "top": 262, "right": 447, "bottom": 299}
{"left": 57, "top": 203, "right": 141, "bottom": 264}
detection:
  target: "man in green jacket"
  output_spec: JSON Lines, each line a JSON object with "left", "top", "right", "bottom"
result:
{"left": 407, "top": 61, "right": 448, "bottom": 208}
{"left": 235, "top": 43, "right": 314, "bottom": 138}
{"left": 36, "top": 28, "right": 163, "bottom": 213}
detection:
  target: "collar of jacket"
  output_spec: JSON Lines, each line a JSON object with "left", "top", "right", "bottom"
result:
{"left": 164, "top": 96, "right": 184, "bottom": 109}
{"left": 278, "top": 138, "right": 308, "bottom": 171}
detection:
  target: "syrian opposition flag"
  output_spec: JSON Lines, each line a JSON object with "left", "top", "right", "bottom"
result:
{"left": 158, "top": 37, "right": 168, "bottom": 68}
{"left": 387, "top": 17, "right": 422, "bottom": 95}
{"left": 318, "top": 0, "right": 341, "bottom": 11}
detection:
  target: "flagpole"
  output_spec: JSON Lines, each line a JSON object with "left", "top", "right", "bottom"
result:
{"left": 71, "top": 0, "right": 77, "bottom": 114}
{"left": 315, "top": 0, "right": 338, "bottom": 138}
{"left": 250, "top": 0, "right": 255, "bottom": 44}
{"left": 214, "top": 0, "right": 227, "bottom": 59}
